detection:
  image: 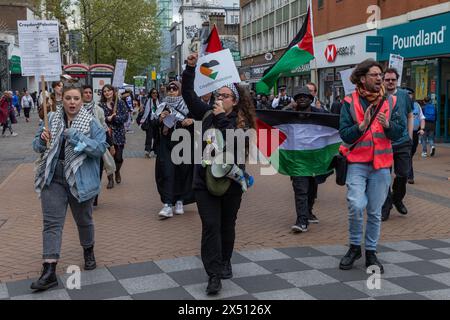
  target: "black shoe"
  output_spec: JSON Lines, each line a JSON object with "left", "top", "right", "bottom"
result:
{"left": 393, "top": 201, "right": 408, "bottom": 215}
{"left": 115, "top": 171, "right": 121, "bottom": 184}
{"left": 291, "top": 223, "right": 308, "bottom": 233}
{"left": 308, "top": 213, "right": 319, "bottom": 224}
{"left": 83, "top": 246, "right": 97, "bottom": 271}
{"left": 339, "top": 245, "right": 362, "bottom": 270}
{"left": 221, "top": 261, "right": 233, "bottom": 280}
{"left": 366, "top": 250, "right": 384, "bottom": 274}
{"left": 107, "top": 175, "right": 114, "bottom": 189}
{"left": 93, "top": 196, "right": 98, "bottom": 207}
{"left": 206, "top": 275, "right": 222, "bottom": 295}
{"left": 381, "top": 212, "right": 390, "bottom": 221}
{"left": 30, "top": 262, "right": 58, "bottom": 291}
{"left": 407, "top": 179, "right": 415, "bottom": 184}
{"left": 430, "top": 146, "right": 436, "bottom": 157}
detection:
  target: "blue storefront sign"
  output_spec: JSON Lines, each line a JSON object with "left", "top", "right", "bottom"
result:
{"left": 377, "top": 12, "right": 450, "bottom": 61}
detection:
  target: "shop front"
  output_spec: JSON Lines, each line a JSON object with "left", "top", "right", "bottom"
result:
{"left": 376, "top": 12, "right": 450, "bottom": 141}
{"left": 315, "top": 30, "right": 377, "bottom": 107}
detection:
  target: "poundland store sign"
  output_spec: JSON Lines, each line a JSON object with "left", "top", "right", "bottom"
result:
{"left": 378, "top": 12, "right": 450, "bottom": 60}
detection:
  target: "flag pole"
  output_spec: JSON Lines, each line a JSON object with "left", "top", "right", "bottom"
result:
{"left": 41, "top": 75, "right": 50, "bottom": 148}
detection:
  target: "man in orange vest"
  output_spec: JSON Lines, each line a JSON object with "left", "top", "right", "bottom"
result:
{"left": 338, "top": 59, "right": 405, "bottom": 274}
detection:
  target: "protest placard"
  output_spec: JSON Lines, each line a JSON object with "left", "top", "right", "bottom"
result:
{"left": 112, "top": 60, "right": 128, "bottom": 89}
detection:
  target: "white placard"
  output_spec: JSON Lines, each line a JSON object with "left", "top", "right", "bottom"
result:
{"left": 92, "top": 77, "right": 111, "bottom": 103}
{"left": 17, "top": 20, "right": 62, "bottom": 77}
{"left": 194, "top": 49, "right": 241, "bottom": 97}
{"left": 388, "top": 54, "right": 404, "bottom": 85}
{"left": 112, "top": 59, "right": 128, "bottom": 89}
{"left": 339, "top": 68, "right": 356, "bottom": 96}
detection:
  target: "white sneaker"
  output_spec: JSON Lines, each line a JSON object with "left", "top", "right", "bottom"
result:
{"left": 174, "top": 201, "right": 184, "bottom": 215}
{"left": 10, "top": 132, "right": 18, "bottom": 137}
{"left": 150, "top": 151, "right": 156, "bottom": 158}
{"left": 159, "top": 204, "right": 173, "bottom": 219}
{"left": 144, "top": 151, "right": 150, "bottom": 158}
{"left": 421, "top": 152, "right": 428, "bottom": 158}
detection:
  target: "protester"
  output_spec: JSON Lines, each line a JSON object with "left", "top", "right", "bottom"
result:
{"left": 284, "top": 87, "right": 326, "bottom": 233}
{"left": 159, "top": 84, "right": 167, "bottom": 100}
{"left": 39, "top": 81, "right": 64, "bottom": 120}
{"left": 307, "top": 82, "right": 324, "bottom": 109}
{"left": 406, "top": 89, "right": 425, "bottom": 184}
{"left": 381, "top": 68, "right": 414, "bottom": 221}
{"left": 201, "top": 92, "right": 215, "bottom": 108}
{"left": 154, "top": 81, "right": 195, "bottom": 219}
{"left": 21, "top": 90, "right": 34, "bottom": 123}
{"left": 99, "top": 85, "right": 129, "bottom": 188}
{"left": 182, "top": 53, "right": 257, "bottom": 295}
{"left": 0, "top": 91, "right": 18, "bottom": 137}
{"left": 31, "top": 91, "right": 38, "bottom": 112}
{"left": 256, "top": 94, "right": 272, "bottom": 109}
{"left": 338, "top": 59, "right": 404, "bottom": 274}
{"left": 30, "top": 83, "right": 107, "bottom": 291}
{"left": 421, "top": 96, "right": 437, "bottom": 157}
{"left": 122, "top": 90, "right": 135, "bottom": 134}
{"left": 271, "top": 85, "right": 292, "bottom": 110}
{"left": 13, "top": 90, "right": 21, "bottom": 117}
{"left": 141, "top": 88, "right": 160, "bottom": 158}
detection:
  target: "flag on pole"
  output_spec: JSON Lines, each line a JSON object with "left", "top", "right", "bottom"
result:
{"left": 257, "top": 110, "right": 341, "bottom": 177}
{"left": 202, "top": 24, "right": 223, "bottom": 55}
{"left": 256, "top": 7, "right": 314, "bottom": 95}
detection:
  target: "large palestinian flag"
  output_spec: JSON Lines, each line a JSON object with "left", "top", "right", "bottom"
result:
{"left": 256, "top": 7, "right": 314, "bottom": 95}
{"left": 257, "top": 110, "right": 341, "bottom": 177}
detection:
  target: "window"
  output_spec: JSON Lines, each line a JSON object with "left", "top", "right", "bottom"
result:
{"left": 268, "top": 28, "right": 274, "bottom": 50}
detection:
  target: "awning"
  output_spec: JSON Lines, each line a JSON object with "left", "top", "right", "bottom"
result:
{"left": 9, "top": 55, "right": 21, "bottom": 74}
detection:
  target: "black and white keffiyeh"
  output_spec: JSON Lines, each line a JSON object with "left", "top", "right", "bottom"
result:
{"left": 35, "top": 106, "right": 94, "bottom": 200}
{"left": 156, "top": 96, "right": 189, "bottom": 121}
{"left": 83, "top": 101, "right": 96, "bottom": 115}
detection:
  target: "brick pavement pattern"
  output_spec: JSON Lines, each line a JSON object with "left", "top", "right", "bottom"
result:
{"left": 2, "top": 239, "right": 450, "bottom": 300}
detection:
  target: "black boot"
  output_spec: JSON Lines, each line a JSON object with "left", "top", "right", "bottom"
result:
{"left": 83, "top": 246, "right": 97, "bottom": 271}
{"left": 206, "top": 275, "right": 222, "bottom": 295}
{"left": 115, "top": 163, "right": 122, "bottom": 184}
{"left": 107, "top": 175, "right": 114, "bottom": 189}
{"left": 339, "top": 245, "right": 362, "bottom": 270}
{"left": 393, "top": 201, "right": 408, "bottom": 215}
{"left": 221, "top": 261, "right": 233, "bottom": 280}
{"left": 30, "top": 262, "right": 58, "bottom": 291}
{"left": 366, "top": 250, "right": 384, "bottom": 274}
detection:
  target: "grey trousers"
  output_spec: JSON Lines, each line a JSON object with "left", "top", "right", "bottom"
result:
{"left": 41, "top": 160, "right": 95, "bottom": 259}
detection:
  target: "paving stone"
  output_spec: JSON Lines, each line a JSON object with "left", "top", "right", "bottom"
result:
{"left": 184, "top": 280, "right": 247, "bottom": 300}
{"left": 239, "top": 249, "right": 290, "bottom": 262}
{"left": 167, "top": 268, "right": 208, "bottom": 286}
{"left": 155, "top": 256, "right": 204, "bottom": 273}
{"left": 434, "top": 248, "right": 450, "bottom": 256}
{"left": 388, "top": 276, "right": 449, "bottom": 292}
{"left": 253, "top": 288, "right": 315, "bottom": 300}
{"left": 231, "top": 252, "right": 252, "bottom": 264}
{"left": 276, "top": 247, "right": 327, "bottom": 258}
{"left": 380, "top": 264, "right": 418, "bottom": 279}
{"left": 375, "top": 245, "right": 397, "bottom": 253}
{"left": 377, "top": 252, "right": 423, "bottom": 264}
{"left": 11, "top": 289, "right": 71, "bottom": 300}
{"left": 345, "top": 279, "right": 410, "bottom": 297}
{"left": 60, "top": 268, "right": 115, "bottom": 288}
{"left": 419, "top": 289, "right": 450, "bottom": 300}
{"left": 374, "top": 293, "right": 430, "bottom": 300}
{"left": 67, "top": 281, "right": 128, "bottom": 300}
{"left": 426, "top": 272, "right": 450, "bottom": 287}
{"left": 320, "top": 267, "right": 371, "bottom": 282}
{"left": 232, "top": 274, "right": 294, "bottom": 294}
{"left": 314, "top": 245, "right": 349, "bottom": 256}
{"left": 409, "top": 239, "right": 450, "bottom": 249}
{"left": 406, "top": 249, "right": 450, "bottom": 261}
{"left": 381, "top": 241, "right": 428, "bottom": 251}
{"left": 119, "top": 273, "right": 179, "bottom": 295}
{"left": 298, "top": 256, "right": 341, "bottom": 270}
{"left": 302, "top": 283, "right": 370, "bottom": 300}
{"left": 222, "top": 294, "right": 257, "bottom": 300}
{"left": 257, "top": 259, "right": 312, "bottom": 274}
{"left": 6, "top": 277, "right": 65, "bottom": 297}
{"left": 277, "top": 270, "right": 339, "bottom": 288}
{"left": 397, "top": 261, "right": 450, "bottom": 275}
{"left": 105, "top": 296, "right": 133, "bottom": 300}
{"left": 132, "top": 287, "right": 194, "bottom": 300}
{"left": 108, "top": 262, "right": 163, "bottom": 280}
{"left": 430, "top": 259, "right": 450, "bottom": 270}
{"left": 0, "top": 283, "right": 8, "bottom": 299}
{"left": 232, "top": 263, "right": 271, "bottom": 279}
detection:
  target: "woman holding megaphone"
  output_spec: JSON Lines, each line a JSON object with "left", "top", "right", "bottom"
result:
{"left": 182, "top": 53, "right": 256, "bottom": 296}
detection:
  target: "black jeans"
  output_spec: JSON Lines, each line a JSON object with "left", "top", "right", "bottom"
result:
{"left": 195, "top": 185, "right": 242, "bottom": 277}
{"left": 382, "top": 140, "right": 412, "bottom": 212}
{"left": 114, "top": 144, "right": 124, "bottom": 173}
{"left": 145, "top": 126, "right": 156, "bottom": 153}
{"left": 408, "top": 131, "right": 420, "bottom": 180}
{"left": 24, "top": 107, "right": 31, "bottom": 119}
{"left": 292, "top": 177, "right": 317, "bottom": 226}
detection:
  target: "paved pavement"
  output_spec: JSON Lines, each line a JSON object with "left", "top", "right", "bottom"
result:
{"left": 0, "top": 110, "right": 450, "bottom": 300}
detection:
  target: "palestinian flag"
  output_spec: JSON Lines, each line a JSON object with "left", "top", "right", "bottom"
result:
{"left": 256, "top": 7, "right": 314, "bottom": 95}
{"left": 257, "top": 110, "right": 341, "bottom": 177}
{"left": 202, "top": 24, "right": 223, "bottom": 55}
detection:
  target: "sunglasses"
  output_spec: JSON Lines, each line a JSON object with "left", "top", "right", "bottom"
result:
{"left": 168, "top": 85, "right": 179, "bottom": 92}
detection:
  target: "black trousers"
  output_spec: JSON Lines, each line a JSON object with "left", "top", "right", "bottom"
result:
{"left": 408, "top": 131, "right": 420, "bottom": 180}
{"left": 114, "top": 144, "right": 124, "bottom": 173}
{"left": 382, "top": 140, "right": 412, "bottom": 212}
{"left": 195, "top": 186, "right": 242, "bottom": 277}
{"left": 24, "top": 107, "right": 31, "bottom": 119}
{"left": 144, "top": 126, "right": 157, "bottom": 153}
{"left": 292, "top": 177, "right": 317, "bottom": 226}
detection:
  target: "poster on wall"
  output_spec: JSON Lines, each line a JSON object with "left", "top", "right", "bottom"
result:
{"left": 415, "top": 66, "right": 428, "bottom": 100}
{"left": 388, "top": 54, "right": 404, "bottom": 85}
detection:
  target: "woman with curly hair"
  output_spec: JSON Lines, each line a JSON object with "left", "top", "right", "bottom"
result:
{"left": 182, "top": 53, "right": 256, "bottom": 296}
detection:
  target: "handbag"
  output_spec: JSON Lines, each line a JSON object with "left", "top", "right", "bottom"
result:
{"left": 102, "top": 149, "right": 116, "bottom": 176}
{"left": 331, "top": 97, "right": 386, "bottom": 186}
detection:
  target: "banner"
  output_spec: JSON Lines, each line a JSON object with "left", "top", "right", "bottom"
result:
{"left": 389, "top": 54, "right": 404, "bottom": 85}
{"left": 112, "top": 59, "right": 127, "bottom": 89}
{"left": 17, "top": 20, "right": 62, "bottom": 78}
{"left": 194, "top": 49, "right": 241, "bottom": 97}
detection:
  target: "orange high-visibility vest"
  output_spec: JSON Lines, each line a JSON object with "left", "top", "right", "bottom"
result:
{"left": 339, "top": 92, "right": 396, "bottom": 170}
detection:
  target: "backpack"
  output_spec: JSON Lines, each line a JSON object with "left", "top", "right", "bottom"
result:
{"left": 423, "top": 103, "right": 436, "bottom": 121}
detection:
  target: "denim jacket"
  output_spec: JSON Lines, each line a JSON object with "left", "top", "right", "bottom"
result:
{"left": 33, "top": 116, "right": 107, "bottom": 203}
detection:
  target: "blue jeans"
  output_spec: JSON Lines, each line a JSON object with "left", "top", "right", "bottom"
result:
{"left": 421, "top": 122, "right": 435, "bottom": 153}
{"left": 346, "top": 164, "right": 391, "bottom": 251}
